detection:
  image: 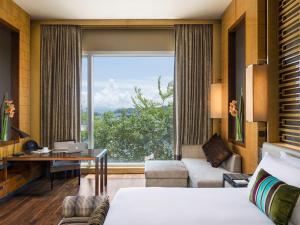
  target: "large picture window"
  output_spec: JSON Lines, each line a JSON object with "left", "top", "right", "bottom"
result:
{"left": 81, "top": 53, "right": 174, "bottom": 165}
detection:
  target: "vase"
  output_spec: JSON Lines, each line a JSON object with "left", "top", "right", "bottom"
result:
{"left": 0, "top": 114, "right": 8, "bottom": 141}
{"left": 235, "top": 116, "right": 243, "bottom": 142}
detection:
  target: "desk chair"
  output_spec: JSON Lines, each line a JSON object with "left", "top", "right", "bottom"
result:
{"left": 50, "top": 141, "right": 88, "bottom": 190}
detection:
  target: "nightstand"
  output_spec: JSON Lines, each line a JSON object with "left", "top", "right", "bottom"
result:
{"left": 223, "top": 173, "right": 251, "bottom": 188}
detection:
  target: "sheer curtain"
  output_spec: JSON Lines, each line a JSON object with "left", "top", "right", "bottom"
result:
{"left": 41, "top": 25, "right": 82, "bottom": 148}
{"left": 174, "top": 24, "right": 213, "bottom": 159}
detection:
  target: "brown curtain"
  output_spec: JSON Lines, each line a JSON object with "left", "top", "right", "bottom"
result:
{"left": 41, "top": 25, "right": 82, "bottom": 148}
{"left": 174, "top": 24, "right": 212, "bottom": 159}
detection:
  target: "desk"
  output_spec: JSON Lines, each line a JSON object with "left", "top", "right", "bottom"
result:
{"left": 3, "top": 149, "right": 108, "bottom": 195}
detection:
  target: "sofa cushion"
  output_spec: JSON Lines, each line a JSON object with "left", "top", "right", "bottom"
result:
{"left": 221, "top": 154, "right": 242, "bottom": 173}
{"left": 202, "top": 134, "right": 232, "bottom": 167}
{"left": 146, "top": 178, "right": 188, "bottom": 187}
{"left": 182, "top": 158, "right": 229, "bottom": 188}
{"left": 62, "top": 196, "right": 106, "bottom": 218}
{"left": 145, "top": 160, "right": 188, "bottom": 179}
{"left": 181, "top": 145, "right": 206, "bottom": 159}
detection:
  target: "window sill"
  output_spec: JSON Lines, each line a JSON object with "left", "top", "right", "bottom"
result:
{"left": 81, "top": 166, "right": 144, "bottom": 174}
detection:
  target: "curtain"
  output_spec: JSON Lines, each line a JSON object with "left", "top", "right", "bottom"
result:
{"left": 41, "top": 25, "right": 82, "bottom": 148}
{"left": 174, "top": 24, "right": 212, "bottom": 159}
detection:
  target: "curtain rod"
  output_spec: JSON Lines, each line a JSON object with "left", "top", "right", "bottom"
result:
{"left": 81, "top": 25, "right": 174, "bottom": 30}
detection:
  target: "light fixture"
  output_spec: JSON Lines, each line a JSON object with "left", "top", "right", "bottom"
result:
{"left": 210, "top": 83, "right": 222, "bottom": 118}
{"left": 11, "top": 126, "right": 30, "bottom": 156}
{"left": 246, "top": 64, "right": 268, "bottom": 122}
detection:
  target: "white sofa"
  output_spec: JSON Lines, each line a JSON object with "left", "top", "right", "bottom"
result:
{"left": 181, "top": 145, "right": 242, "bottom": 188}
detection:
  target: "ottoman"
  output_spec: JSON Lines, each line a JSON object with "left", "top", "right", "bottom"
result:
{"left": 144, "top": 160, "right": 188, "bottom": 187}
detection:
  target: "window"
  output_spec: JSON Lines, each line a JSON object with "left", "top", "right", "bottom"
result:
{"left": 81, "top": 53, "right": 174, "bottom": 165}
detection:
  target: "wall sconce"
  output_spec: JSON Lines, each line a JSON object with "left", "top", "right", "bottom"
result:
{"left": 210, "top": 83, "right": 222, "bottom": 118}
{"left": 246, "top": 64, "right": 268, "bottom": 122}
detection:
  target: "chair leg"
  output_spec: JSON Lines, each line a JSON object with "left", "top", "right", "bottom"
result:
{"left": 50, "top": 173, "right": 54, "bottom": 190}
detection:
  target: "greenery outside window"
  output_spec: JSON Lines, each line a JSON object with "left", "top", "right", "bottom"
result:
{"left": 81, "top": 52, "right": 174, "bottom": 166}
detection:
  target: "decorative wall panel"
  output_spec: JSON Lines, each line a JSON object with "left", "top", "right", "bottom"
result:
{"left": 279, "top": 0, "right": 300, "bottom": 146}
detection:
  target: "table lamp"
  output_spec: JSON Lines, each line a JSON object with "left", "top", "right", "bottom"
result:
{"left": 11, "top": 126, "right": 30, "bottom": 156}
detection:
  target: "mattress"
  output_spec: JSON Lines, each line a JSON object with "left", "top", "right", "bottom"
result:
{"left": 104, "top": 187, "right": 274, "bottom": 225}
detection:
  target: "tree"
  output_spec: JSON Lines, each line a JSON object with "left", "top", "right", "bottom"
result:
{"left": 88, "top": 76, "right": 174, "bottom": 162}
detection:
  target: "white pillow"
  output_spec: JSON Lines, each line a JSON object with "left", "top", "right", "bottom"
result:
{"left": 291, "top": 199, "right": 300, "bottom": 225}
{"left": 248, "top": 153, "right": 300, "bottom": 192}
{"left": 280, "top": 151, "right": 300, "bottom": 169}
{"left": 248, "top": 153, "right": 300, "bottom": 225}
{"left": 280, "top": 152, "right": 300, "bottom": 225}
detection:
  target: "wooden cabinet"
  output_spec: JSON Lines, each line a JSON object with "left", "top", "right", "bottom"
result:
{"left": 0, "top": 163, "right": 43, "bottom": 199}
{"left": 0, "top": 182, "right": 6, "bottom": 198}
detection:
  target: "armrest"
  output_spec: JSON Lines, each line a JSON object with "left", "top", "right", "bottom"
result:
{"left": 181, "top": 145, "right": 206, "bottom": 159}
{"left": 221, "top": 154, "right": 242, "bottom": 173}
{"left": 62, "top": 196, "right": 105, "bottom": 218}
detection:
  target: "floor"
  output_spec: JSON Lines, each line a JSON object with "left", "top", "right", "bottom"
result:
{"left": 0, "top": 174, "right": 145, "bottom": 225}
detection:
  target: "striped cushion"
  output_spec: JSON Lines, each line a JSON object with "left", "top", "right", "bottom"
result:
{"left": 88, "top": 196, "right": 110, "bottom": 225}
{"left": 250, "top": 169, "right": 300, "bottom": 225}
{"left": 62, "top": 196, "right": 108, "bottom": 218}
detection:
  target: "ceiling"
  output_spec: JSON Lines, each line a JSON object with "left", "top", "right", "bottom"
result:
{"left": 13, "top": 0, "right": 231, "bottom": 20}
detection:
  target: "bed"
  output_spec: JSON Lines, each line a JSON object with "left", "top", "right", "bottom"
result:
{"left": 104, "top": 188, "right": 274, "bottom": 225}
{"left": 104, "top": 143, "right": 300, "bottom": 225}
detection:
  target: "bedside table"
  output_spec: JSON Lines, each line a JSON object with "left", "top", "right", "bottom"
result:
{"left": 223, "top": 173, "right": 251, "bottom": 188}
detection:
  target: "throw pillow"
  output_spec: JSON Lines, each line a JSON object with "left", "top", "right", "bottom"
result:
{"left": 62, "top": 196, "right": 77, "bottom": 217}
{"left": 88, "top": 197, "right": 110, "bottom": 225}
{"left": 75, "top": 196, "right": 97, "bottom": 217}
{"left": 247, "top": 153, "right": 300, "bottom": 195}
{"left": 249, "top": 169, "right": 300, "bottom": 225}
{"left": 202, "top": 133, "right": 232, "bottom": 167}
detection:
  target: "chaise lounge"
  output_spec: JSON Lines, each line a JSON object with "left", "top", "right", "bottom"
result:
{"left": 145, "top": 145, "right": 241, "bottom": 188}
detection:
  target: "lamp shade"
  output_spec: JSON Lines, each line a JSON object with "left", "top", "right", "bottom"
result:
{"left": 210, "top": 83, "right": 222, "bottom": 118}
{"left": 246, "top": 64, "right": 268, "bottom": 122}
{"left": 11, "top": 126, "right": 30, "bottom": 138}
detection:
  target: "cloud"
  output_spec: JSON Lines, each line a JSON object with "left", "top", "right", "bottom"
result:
{"left": 94, "top": 79, "right": 133, "bottom": 109}
{"left": 81, "top": 78, "right": 173, "bottom": 112}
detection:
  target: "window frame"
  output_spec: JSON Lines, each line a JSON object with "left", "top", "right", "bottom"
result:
{"left": 81, "top": 51, "right": 175, "bottom": 166}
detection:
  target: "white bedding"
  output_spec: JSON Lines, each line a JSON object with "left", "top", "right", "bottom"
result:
{"left": 104, "top": 187, "right": 274, "bottom": 225}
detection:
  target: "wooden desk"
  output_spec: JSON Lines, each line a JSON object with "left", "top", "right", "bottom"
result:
{"left": 3, "top": 149, "right": 108, "bottom": 195}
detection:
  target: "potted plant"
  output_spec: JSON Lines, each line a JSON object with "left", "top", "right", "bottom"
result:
{"left": 0, "top": 94, "right": 15, "bottom": 141}
{"left": 229, "top": 90, "right": 244, "bottom": 142}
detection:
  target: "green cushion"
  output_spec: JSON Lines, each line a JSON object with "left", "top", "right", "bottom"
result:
{"left": 249, "top": 169, "right": 300, "bottom": 225}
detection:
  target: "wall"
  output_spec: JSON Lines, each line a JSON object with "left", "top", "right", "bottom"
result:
{"left": 30, "top": 19, "right": 222, "bottom": 144}
{"left": 0, "top": 25, "right": 12, "bottom": 102}
{"left": 221, "top": 0, "right": 267, "bottom": 173}
{"left": 0, "top": 0, "right": 30, "bottom": 157}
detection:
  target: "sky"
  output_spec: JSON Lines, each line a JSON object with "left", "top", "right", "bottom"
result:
{"left": 82, "top": 56, "right": 174, "bottom": 113}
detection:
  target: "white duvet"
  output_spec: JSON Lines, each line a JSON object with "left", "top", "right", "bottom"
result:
{"left": 104, "top": 187, "right": 274, "bottom": 225}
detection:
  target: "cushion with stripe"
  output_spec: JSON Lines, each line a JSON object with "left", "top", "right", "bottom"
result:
{"left": 88, "top": 196, "right": 110, "bottom": 225}
{"left": 62, "top": 196, "right": 108, "bottom": 218}
{"left": 249, "top": 169, "right": 300, "bottom": 225}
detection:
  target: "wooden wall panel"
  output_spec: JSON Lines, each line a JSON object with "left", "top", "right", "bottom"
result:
{"left": 221, "top": 0, "right": 267, "bottom": 173}
{"left": 0, "top": 0, "right": 31, "bottom": 157}
{"left": 278, "top": 0, "right": 300, "bottom": 147}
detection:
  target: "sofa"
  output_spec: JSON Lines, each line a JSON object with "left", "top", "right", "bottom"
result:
{"left": 181, "top": 145, "right": 242, "bottom": 187}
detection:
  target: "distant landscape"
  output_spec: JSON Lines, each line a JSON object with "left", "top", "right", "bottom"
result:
{"left": 81, "top": 77, "right": 174, "bottom": 163}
